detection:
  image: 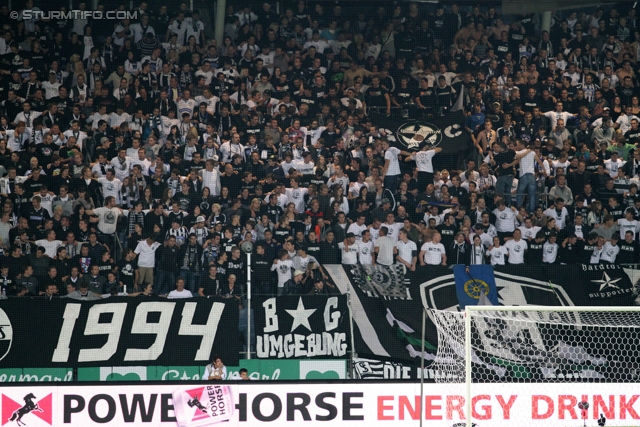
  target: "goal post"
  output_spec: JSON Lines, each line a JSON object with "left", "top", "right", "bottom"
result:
{"left": 429, "top": 306, "right": 640, "bottom": 427}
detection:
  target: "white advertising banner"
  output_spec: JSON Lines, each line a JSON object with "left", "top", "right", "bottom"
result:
{"left": 1, "top": 382, "right": 639, "bottom": 426}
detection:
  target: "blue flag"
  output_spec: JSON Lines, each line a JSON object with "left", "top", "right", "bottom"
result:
{"left": 453, "top": 265, "right": 499, "bottom": 309}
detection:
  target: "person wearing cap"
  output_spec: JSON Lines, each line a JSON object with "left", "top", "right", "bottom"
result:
{"left": 166, "top": 218, "right": 189, "bottom": 246}
{"left": 470, "top": 223, "right": 493, "bottom": 249}
{"left": 283, "top": 269, "right": 307, "bottom": 295}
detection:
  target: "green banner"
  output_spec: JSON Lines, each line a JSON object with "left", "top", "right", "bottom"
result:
{"left": 0, "top": 368, "right": 73, "bottom": 382}
{"left": 77, "top": 360, "right": 347, "bottom": 381}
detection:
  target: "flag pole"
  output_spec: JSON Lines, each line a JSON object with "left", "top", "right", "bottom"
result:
{"left": 419, "top": 308, "right": 426, "bottom": 427}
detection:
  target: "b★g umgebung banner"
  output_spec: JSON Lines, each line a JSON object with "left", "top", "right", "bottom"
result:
{"left": 253, "top": 295, "right": 349, "bottom": 359}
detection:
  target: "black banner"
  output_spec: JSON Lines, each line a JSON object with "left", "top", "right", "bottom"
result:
{"left": 253, "top": 295, "right": 349, "bottom": 359}
{"left": 325, "top": 263, "right": 636, "bottom": 378}
{"left": 0, "top": 298, "right": 239, "bottom": 368}
{"left": 376, "top": 110, "right": 471, "bottom": 154}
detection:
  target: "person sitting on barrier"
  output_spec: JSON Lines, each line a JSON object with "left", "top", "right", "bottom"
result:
{"left": 66, "top": 281, "right": 101, "bottom": 301}
{"left": 204, "top": 356, "right": 226, "bottom": 380}
{"left": 167, "top": 277, "right": 193, "bottom": 299}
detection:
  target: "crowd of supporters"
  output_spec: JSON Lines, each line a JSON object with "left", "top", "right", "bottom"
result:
{"left": 1, "top": 1, "right": 640, "bottom": 301}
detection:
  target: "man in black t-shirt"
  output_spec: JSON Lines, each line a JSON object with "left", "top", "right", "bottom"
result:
{"left": 365, "top": 76, "right": 390, "bottom": 116}
{"left": 492, "top": 143, "right": 516, "bottom": 206}
{"left": 199, "top": 265, "right": 221, "bottom": 297}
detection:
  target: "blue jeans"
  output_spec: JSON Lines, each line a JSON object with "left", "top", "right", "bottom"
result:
{"left": 516, "top": 173, "right": 537, "bottom": 213}
{"left": 155, "top": 270, "right": 176, "bottom": 296}
{"left": 384, "top": 174, "right": 400, "bottom": 194}
{"left": 180, "top": 270, "right": 200, "bottom": 294}
{"left": 496, "top": 175, "right": 514, "bottom": 207}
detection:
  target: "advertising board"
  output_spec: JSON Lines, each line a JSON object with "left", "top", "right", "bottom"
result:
{"left": 1, "top": 382, "right": 639, "bottom": 426}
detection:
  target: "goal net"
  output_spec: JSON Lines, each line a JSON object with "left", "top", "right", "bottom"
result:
{"left": 429, "top": 307, "right": 640, "bottom": 427}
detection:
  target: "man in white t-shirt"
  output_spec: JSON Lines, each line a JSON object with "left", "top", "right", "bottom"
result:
{"left": 508, "top": 140, "right": 547, "bottom": 213}
{"left": 85, "top": 196, "right": 123, "bottom": 236}
{"left": 543, "top": 198, "right": 570, "bottom": 230}
{"left": 419, "top": 231, "right": 447, "bottom": 266}
{"left": 618, "top": 208, "right": 640, "bottom": 240}
{"left": 396, "top": 229, "right": 417, "bottom": 271}
{"left": 382, "top": 139, "right": 402, "bottom": 193}
{"left": 357, "top": 230, "right": 375, "bottom": 265}
{"left": 492, "top": 200, "right": 519, "bottom": 241}
{"left": 518, "top": 217, "right": 541, "bottom": 241}
{"left": 503, "top": 229, "right": 527, "bottom": 264}
{"left": 375, "top": 227, "right": 396, "bottom": 266}
{"left": 167, "top": 277, "right": 193, "bottom": 299}
{"left": 347, "top": 214, "right": 368, "bottom": 242}
{"left": 134, "top": 236, "right": 161, "bottom": 286}
{"left": 406, "top": 145, "right": 442, "bottom": 192}
{"left": 338, "top": 233, "right": 359, "bottom": 264}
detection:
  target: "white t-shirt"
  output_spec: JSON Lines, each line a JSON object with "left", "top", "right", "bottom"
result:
{"left": 543, "top": 207, "right": 569, "bottom": 230}
{"left": 167, "top": 289, "right": 193, "bottom": 299}
{"left": 36, "top": 239, "right": 63, "bottom": 258}
{"left": 414, "top": 150, "right": 437, "bottom": 173}
{"left": 519, "top": 226, "right": 541, "bottom": 240}
{"left": 134, "top": 241, "right": 161, "bottom": 268}
{"left": 618, "top": 219, "right": 639, "bottom": 240}
{"left": 347, "top": 223, "right": 367, "bottom": 241}
{"left": 396, "top": 239, "right": 417, "bottom": 264}
{"left": 600, "top": 242, "right": 620, "bottom": 263}
{"left": 384, "top": 146, "right": 401, "bottom": 176}
{"left": 504, "top": 239, "right": 527, "bottom": 264}
{"left": 375, "top": 236, "right": 396, "bottom": 266}
{"left": 338, "top": 242, "right": 359, "bottom": 264}
{"left": 271, "top": 259, "right": 293, "bottom": 288}
{"left": 98, "top": 178, "right": 123, "bottom": 205}
{"left": 421, "top": 241, "right": 445, "bottom": 265}
{"left": 489, "top": 245, "right": 508, "bottom": 265}
{"left": 357, "top": 240, "right": 374, "bottom": 264}
{"left": 93, "top": 207, "right": 122, "bottom": 234}
{"left": 285, "top": 187, "right": 308, "bottom": 213}
{"left": 492, "top": 208, "right": 517, "bottom": 232}
{"left": 381, "top": 222, "right": 403, "bottom": 241}
{"left": 542, "top": 242, "right": 558, "bottom": 263}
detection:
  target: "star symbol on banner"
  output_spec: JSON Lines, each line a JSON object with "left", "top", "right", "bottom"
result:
{"left": 591, "top": 272, "right": 622, "bottom": 291}
{"left": 286, "top": 298, "right": 316, "bottom": 332}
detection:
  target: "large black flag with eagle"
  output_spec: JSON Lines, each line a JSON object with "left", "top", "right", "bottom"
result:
{"left": 372, "top": 110, "right": 471, "bottom": 154}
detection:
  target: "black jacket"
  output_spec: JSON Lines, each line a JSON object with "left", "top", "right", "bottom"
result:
{"left": 177, "top": 244, "right": 204, "bottom": 272}
{"left": 449, "top": 241, "right": 471, "bottom": 266}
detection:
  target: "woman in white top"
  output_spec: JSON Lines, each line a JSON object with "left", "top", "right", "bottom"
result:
{"left": 329, "top": 186, "right": 350, "bottom": 216}
{"left": 488, "top": 236, "right": 508, "bottom": 266}
{"left": 124, "top": 51, "right": 141, "bottom": 75}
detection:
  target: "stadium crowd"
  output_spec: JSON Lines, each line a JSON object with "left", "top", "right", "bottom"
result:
{"left": 0, "top": 1, "right": 639, "bottom": 300}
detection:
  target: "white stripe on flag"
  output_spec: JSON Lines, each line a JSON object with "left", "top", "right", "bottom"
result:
{"left": 325, "top": 264, "right": 390, "bottom": 357}
{"left": 451, "top": 84, "right": 464, "bottom": 112}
